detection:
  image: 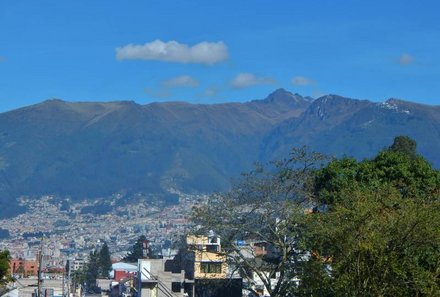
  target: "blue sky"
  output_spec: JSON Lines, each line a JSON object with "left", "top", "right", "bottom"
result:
{"left": 0, "top": 0, "right": 439, "bottom": 112}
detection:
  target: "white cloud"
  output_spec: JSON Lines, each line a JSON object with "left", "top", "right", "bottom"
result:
{"left": 162, "top": 75, "right": 199, "bottom": 88}
{"left": 231, "top": 73, "right": 275, "bottom": 89}
{"left": 398, "top": 53, "right": 414, "bottom": 65}
{"left": 116, "top": 40, "right": 228, "bottom": 65}
{"left": 291, "top": 76, "right": 315, "bottom": 86}
{"left": 202, "top": 86, "right": 219, "bottom": 97}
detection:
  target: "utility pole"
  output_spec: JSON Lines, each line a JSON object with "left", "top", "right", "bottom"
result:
{"left": 62, "top": 263, "right": 65, "bottom": 297}
{"left": 37, "top": 237, "right": 44, "bottom": 297}
{"left": 66, "top": 260, "right": 71, "bottom": 297}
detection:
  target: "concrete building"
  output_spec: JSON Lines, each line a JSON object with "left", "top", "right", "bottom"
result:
{"left": 109, "top": 233, "right": 242, "bottom": 297}
{"left": 137, "top": 258, "right": 186, "bottom": 297}
{"left": 71, "top": 258, "right": 86, "bottom": 271}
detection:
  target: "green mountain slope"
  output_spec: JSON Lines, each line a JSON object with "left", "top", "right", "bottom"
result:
{"left": 0, "top": 89, "right": 438, "bottom": 218}
{"left": 0, "top": 89, "right": 309, "bottom": 217}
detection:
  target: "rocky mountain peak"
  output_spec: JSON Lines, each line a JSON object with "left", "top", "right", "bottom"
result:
{"left": 265, "top": 88, "right": 303, "bottom": 103}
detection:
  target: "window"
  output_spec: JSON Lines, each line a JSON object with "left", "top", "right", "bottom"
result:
{"left": 171, "top": 282, "right": 181, "bottom": 292}
{"left": 200, "top": 263, "right": 222, "bottom": 274}
{"left": 206, "top": 245, "right": 218, "bottom": 252}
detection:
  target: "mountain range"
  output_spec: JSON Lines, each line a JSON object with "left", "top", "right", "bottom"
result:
{"left": 0, "top": 88, "right": 439, "bottom": 218}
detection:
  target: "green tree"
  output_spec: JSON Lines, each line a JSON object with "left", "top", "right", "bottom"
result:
{"left": 85, "top": 250, "right": 99, "bottom": 289}
{"left": 301, "top": 184, "right": 440, "bottom": 296}
{"left": 123, "top": 235, "right": 151, "bottom": 262}
{"left": 85, "top": 243, "right": 113, "bottom": 289}
{"left": 192, "top": 147, "right": 326, "bottom": 297}
{"left": 389, "top": 135, "right": 417, "bottom": 158}
{"left": 98, "top": 243, "right": 112, "bottom": 278}
{"left": 302, "top": 136, "right": 440, "bottom": 296}
{"left": 192, "top": 137, "right": 440, "bottom": 296}
{"left": 0, "top": 250, "right": 11, "bottom": 285}
{"left": 314, "top": 137, "right": 439, "bottom": 205}
{"left": 71, "top": 268, "right": 87, "bottom": 292}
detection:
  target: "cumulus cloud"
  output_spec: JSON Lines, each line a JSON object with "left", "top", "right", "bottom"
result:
{"left": 116, "top": 40, "right": 228, "bottom": 65}
{"left": 398, "top": 53, "right": 414, "bottom": 65}
{"left": 231, "top": 73, "right": 275, "bottom": 89}
{"left": 162, "top": 75, "right": 199, "bottom": 88}
{"left": 291, "top": 76, "right": 315, "bottom": 86}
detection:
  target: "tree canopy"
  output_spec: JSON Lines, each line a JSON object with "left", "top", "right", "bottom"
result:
{"left": 123, "top": 235, "right": 157, "bottom": 262}
{"left": 123, "top": 235, "right": 147, "bottom": 262}
{"left": 83, "top": 243, "right": 113, "bottom": 291}
{"left": 192, "top": 147, "right": 326, "bottom": 296}
{"left": 303, "top": 137, "right": 440, "bottom": 296}
{"left": 98, "top": 243, "right": 112, "bottom": 278}
{"left": 301, "top": 183, "right": 440, "bottom": 296}
{"left": 389, "top": 135, "right": 417, "bottom": 158}
{"left": 0, "top": 250, "right": 11, "bottom": 286}
{"left": 192, "top": 137, "right": 440, "bottom": 296}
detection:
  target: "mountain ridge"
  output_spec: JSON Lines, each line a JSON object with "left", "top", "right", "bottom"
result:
{"left": 0, "top": 89, "right": 439, "bottom": 218}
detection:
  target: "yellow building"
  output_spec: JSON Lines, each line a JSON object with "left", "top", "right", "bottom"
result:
{"left": 186, "top": 234, "right": 227, "bottom": 279}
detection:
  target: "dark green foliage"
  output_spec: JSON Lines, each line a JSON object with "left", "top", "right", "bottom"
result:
{"left": 194, "top": 137, "right": 440, "bottom": 296}
{"left": 314, "top": 136, "right": 440, "bottom": 206}
{"left": 98, "top": 243, "right": 112, "bottom": 278}
{"left": 390, "top": 135, "right": 417, "bottom": 158}
{"left": 86, "top": 250, "right": 99, "bottom": 287}
{"left": 85, "top": 243, "right": 113, "bottom": 287}
{"left": 302, "top": 184, "right": 440, "bottom": 296}
{"left": 71, "top": 268, "right": 86, "bottom": 291}
{"left": 296, "top": 259, "right": 333, "bottom": 297}
{"left": 0, "top": 250, "right": 11, "bottom": 285}
{"left": 312, "top": 157, "right": 359, "bottom": 205}
{"left": 123, "top": 235, "right": 150, "bottom": 262}
{"left": 304, "top": 137, "right": 440, "bottom": 296}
